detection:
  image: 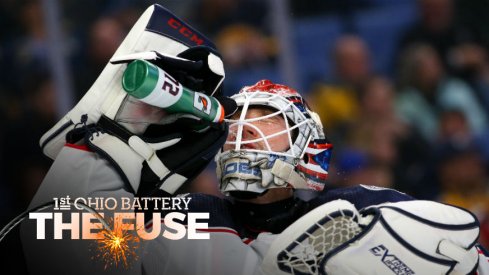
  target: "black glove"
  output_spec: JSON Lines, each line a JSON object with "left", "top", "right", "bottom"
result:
{"left": 137, "top": 117, "right": 228, "bottom": 196}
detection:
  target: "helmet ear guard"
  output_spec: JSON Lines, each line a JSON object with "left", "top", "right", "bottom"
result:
{"left": 216, "top": 80, "right": 333, "bottom": 196}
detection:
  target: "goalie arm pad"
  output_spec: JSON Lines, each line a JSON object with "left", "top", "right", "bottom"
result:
{"left": 262, "top": 200, "right": 481, "bottom": 275}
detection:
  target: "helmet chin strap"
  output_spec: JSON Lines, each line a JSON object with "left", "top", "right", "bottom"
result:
{"left": 270, "top": 159, "right": 307, "bottom": 189}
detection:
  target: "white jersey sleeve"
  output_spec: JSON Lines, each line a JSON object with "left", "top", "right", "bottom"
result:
{"left": 20, "top": 144, "right": 274, "bottom": 275}
{"left": 141, "top": 226, "right": 273, "bottom": 275}
{"left": 21, "top": 145, "right": 140, "bottom": 275}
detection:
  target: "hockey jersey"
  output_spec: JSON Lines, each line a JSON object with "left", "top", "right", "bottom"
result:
{"left": 21, "top": 145, "right": 489, "bottom": 275}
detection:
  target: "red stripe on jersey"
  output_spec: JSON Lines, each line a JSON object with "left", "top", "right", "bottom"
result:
{"left": 242, "top": 238, "right": 254, "bottom": 245}
{"left": 476, "top": 245, "right": 489, "bottom": 262}
{"left": 65, "top": 143, "right": 91, "bottom": 152}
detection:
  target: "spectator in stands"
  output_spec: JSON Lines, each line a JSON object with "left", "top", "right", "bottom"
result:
{"left": 1, "top": 74, "right": 56, "bottom": 210}
{"left": 436, "top": 141, "right": 489, "bottom": 247}
{"left": 449, "top": 43, "right": 489, "bottom": 116}
{"left": 333, "top": 148, "right": 392, "bottom": 188}
{"left": 74, "top": 15, "right": 126, "bottom": 99}
{"left": 0, "top": 0, "right": 50, "bottom": 95}
{"left": 438, "top": 108, "right": 473, "bottom": 144}
{"left": 308, "top": 35, "right": 372, "bottom": 148}
{"left": 215, "top": 24, "right": 277, "bottom": 70}
{"left": 333, "top": 35, "right": 372, "bottom": 88}
{"left": 187, "top": 0, "right": 269, "bottom": 38}
{"left": 396, "top": 43, "right": 487, "bottom": 143}
{"left": 397, "top": 0, "right": 489, "bottom": 85}
{"left": 398, "top": 0, "right": 489, "bottom": 117}
{"left": 342, "top": 76, "right": 433, "bottom": 198}
{"left": 346, "top": 76, "right": 401, "bottom": 165}
{"left": 437, "top": 107, "right": 489, "bottom": 177}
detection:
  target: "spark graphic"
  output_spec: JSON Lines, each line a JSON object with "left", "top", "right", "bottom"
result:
{"left": 93, "top": 216, "right": 140, "bottom": 270}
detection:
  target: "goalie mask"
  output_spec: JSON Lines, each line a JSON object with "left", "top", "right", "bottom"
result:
{"left": 216, "top": 80, "right": 333, "bottom": 197}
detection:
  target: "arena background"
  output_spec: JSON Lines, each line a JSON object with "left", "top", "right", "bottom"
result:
{"left": 1, "top": 0, "right": 489, "bottom": 271}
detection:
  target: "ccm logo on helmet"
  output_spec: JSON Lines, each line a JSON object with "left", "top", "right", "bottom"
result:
{"left": 167, "top": 18, "right": 204, "bottom": 45}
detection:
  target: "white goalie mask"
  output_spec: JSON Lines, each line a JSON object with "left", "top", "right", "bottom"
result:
{"left": 216, "top": 80, "right": 333, "bottom": 196}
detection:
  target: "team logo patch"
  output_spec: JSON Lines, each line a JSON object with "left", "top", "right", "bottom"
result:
{"left": 370, "top": 245, "right": 415, "bottom": 275}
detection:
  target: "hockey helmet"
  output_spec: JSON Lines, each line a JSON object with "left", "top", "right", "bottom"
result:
{"left": 216, "top": 80, "right": 333, "bottom": 196}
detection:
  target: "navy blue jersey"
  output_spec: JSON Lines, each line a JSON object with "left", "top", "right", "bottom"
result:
{"left": 171, "top": 185, "right": 414, "bottom": 238}
{"left": 309, "top": 184, "right": 414, "bottom": 210}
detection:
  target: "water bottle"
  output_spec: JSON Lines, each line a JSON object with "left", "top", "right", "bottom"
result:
{"left": 122, "top": 59, "right": 224, "bottom": 123}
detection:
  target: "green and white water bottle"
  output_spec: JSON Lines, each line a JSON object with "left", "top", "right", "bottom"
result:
{"left": 122, "top": 59, "right": 224, "bottom": 123}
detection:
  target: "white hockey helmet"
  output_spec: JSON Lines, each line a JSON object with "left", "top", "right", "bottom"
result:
{"left": 216, "top": 80, "right": 333, "bottom": 196}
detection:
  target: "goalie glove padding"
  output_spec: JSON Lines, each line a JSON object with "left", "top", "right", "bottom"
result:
{"left": 83, "top": 115, "right": 228, "bottom": 196}
{"left": 175, "top": 46, "right": 225, "bottom": 95}
{"left": 39, "top": 4, "right": 231, "bottom": 196}
{"left": 137, "top": 118, "right": 228, "bottom": 196}
{"left": 262, "top": 200, "right": 480, "bottom": 275}
{"left": 40, "top": 4, "right": 222, "bottom": 160}
{"left": 261, "top": 200, "right": 364, "bottom": 275}
{"left": 326, "top": 202, "right": 480, "bottom": 275}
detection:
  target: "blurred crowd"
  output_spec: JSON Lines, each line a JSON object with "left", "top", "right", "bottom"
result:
{"left": 0, "top": 0, "right": 489, "bottom": 246}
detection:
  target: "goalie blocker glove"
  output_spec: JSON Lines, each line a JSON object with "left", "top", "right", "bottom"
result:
{"left": 261, "top": 200, "right": 481, "bottom": 275}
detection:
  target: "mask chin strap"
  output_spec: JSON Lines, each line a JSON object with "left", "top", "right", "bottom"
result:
{"left": 87, "top": 115, "right": 187, "bottom": 195}
{"left": 271, "top": 159, "right": 307, "bottom": 189}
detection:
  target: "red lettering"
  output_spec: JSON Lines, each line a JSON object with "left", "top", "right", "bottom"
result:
{"left": 190, "top": 35, "right": 204, "bottom": 45}
{"left": 167, "top": 17, "right": 205, "bottom": 46}
{"left": 167, "top": 18, "right": 181, "bottom": 29}
{"left": 179, "top": 26, "right": 192, "bottom": 38}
